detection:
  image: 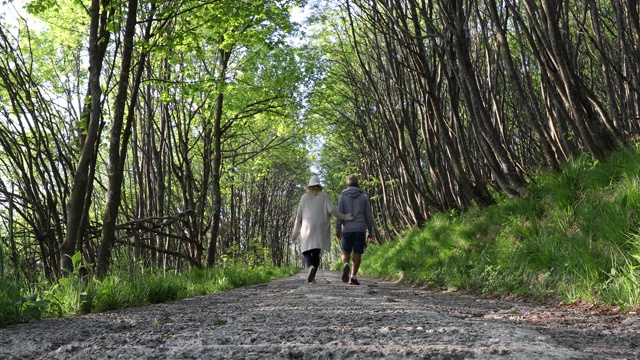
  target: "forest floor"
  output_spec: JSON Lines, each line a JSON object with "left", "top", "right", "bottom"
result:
{"left": 1, "top": 269, "right": 639, "bottom": 359}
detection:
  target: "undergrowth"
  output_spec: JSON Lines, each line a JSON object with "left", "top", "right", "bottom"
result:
{"left": 361, "top": 145, "right": 640, "bottom": 310}
{"left": 0, "top": 252, "right": 297, "bottom": 327}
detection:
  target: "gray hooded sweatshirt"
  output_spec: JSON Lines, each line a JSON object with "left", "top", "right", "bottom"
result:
{"left": 336, "top": 186, "right": 375, "bottom": 235}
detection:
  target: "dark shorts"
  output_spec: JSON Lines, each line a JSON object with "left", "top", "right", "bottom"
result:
{"left": 341, "top": 232, "right": 366, "bottom": 254}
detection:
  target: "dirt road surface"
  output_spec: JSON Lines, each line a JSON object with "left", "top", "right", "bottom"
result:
{"left": 1, "top": 270, "right": 639, "bottom": 359}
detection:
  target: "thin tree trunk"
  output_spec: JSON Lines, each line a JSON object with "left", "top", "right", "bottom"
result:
{"left": 206, "top": 47, "right": 231, "bottom": 268}
{"left": 487, "top": 0, "right": 560, "bottom": 170}
{"left": 61, "top": 0, "right": 112, "bottom": 274}
{"left": 97, "top": 0, "right": 142, "bottom": 278}
{"left": 441, "top": 1, "right": 526, "bottom": 196}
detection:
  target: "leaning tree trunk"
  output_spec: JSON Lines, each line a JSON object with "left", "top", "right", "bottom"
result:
{"left": 440, "top": 1, "right": 527, "bottom": 197}
{"left": 60, "top": 0, "right": 113, "bottom": 275}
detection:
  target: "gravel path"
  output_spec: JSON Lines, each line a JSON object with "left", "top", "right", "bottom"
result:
{"left": 1, "top": 269, "right": 639, "bottom": 359}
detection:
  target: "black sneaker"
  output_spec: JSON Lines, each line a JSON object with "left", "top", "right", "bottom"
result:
{"left": 342, "top": 263, "right": 350, "bottom": 283}
{"left": 307, "top": 266, "right": 317, "bottom": 284}
{"left": 348, "top": 278, "right": 360, "bottom": 285}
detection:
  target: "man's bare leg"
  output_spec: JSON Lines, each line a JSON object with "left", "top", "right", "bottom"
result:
{"left": 352, "top": 253, "right": 361, "bottom": 277}
{"left": 342, "top": 252, "right": 350, "bottom": 265}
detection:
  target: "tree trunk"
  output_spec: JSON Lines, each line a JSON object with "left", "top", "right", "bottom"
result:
{"left": 206, "top": 47, "right": 231, "bottom": 268}
{"left": 60, "top": 0, "right": 113, "bottom": 275}
{"left": 96, "top": 0, "right": 142, "bottom": 278}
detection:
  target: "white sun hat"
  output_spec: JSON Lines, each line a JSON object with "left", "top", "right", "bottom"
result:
{"left": 308, "top": 175, "right": 322, "bottom": 187}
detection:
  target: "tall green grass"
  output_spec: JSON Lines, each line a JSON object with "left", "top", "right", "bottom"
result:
{"left": 362, "top": 146, "right": 640, "bottom": 310}
{"left": 0, "top": 253, "right": 298, "bottom": 327}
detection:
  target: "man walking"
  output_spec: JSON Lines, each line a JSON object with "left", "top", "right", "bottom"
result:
{"left": 336, "top": 174, "right": 376, "bottom": 285}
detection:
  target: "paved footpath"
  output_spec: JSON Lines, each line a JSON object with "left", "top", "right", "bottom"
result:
{"left": 1, "top": 269, "right": 638, "bottom": 359}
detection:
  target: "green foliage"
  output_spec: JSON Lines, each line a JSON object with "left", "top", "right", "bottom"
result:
{"left": 360, "top": 146, "right": 640, "bottom": 309}
{"left": 0, "top": 283, "right": 49, "bottom": 326}
{"left": 93, "top": 275, "right": 131, "bottom": 312}
{"left": 212, "top": 316, "right": 227, "bottom": 325}
{"left": 0, "top": 260, "right": 298, "bottom": 326}
{"left": 147, "top": 275, "right": 183, "bottom": 305}
{"left": 42, "top": 252, "right": 95, "bottom": 317}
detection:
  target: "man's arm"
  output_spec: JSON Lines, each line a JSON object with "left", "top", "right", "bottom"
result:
{"left": 364, "top": 196, "right": 376, "bottom": 237}
{"left": 336, "top": 193, "right": 345, "bottom": 237}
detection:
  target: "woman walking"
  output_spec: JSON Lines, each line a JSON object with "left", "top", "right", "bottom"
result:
{"left": 292, "top": 175, "right": 354, "bottom": 284}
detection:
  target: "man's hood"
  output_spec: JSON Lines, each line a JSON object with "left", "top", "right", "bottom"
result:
{"left": 343, "top": 186, "right": 363, "bottom": 198}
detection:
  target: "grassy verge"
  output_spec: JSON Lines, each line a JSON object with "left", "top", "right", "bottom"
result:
{"left": 360, "top": 145, "right": 640, "bottom": 310}
{"left": 1, "top": 263, "right": 298, "bottom": 327}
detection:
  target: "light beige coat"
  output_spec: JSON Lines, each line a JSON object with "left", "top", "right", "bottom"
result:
{"left": 292, "top": 191, "right": 353, "bottom": 252}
